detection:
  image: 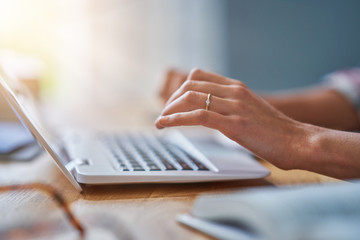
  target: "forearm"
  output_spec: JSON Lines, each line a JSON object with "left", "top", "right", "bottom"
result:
{"left": 291, "top": 123, "right": 360, "bottom": 179}
{"left": 262, "top": 88, "right": 360, "bottom": 131}
{"left": 156, "top": 68, "right": 360, "bottom": 179}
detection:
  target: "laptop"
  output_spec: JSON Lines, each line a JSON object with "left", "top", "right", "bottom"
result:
{"left": 0, "top": 72, "right": 269, "bottom": 192}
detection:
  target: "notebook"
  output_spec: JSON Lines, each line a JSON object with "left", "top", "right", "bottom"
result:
{"left": 178, "top": 180, "right": 360, "bottom": 240}
{"left": 0, "top": 71, "right": 269, "bottom": 192}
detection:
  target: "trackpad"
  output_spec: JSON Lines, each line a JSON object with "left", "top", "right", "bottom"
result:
{"left": 181, "top": 129, "right": 262, "bottom": 172}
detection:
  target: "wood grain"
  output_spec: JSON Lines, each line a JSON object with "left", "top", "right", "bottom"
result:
{"left": 0, "top": 152, "right": 337, "bottom": 240}
{"left": 0, "top": 104, "right": 339, "bottom": 239}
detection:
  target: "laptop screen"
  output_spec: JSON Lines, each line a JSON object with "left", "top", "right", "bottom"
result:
{"left": 0, "top": 71, "right": 82, "bottom": 191}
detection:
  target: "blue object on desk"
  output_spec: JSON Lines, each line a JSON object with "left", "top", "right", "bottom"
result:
{"left": 0, "top": 122, "right": 41, "bottom": 161}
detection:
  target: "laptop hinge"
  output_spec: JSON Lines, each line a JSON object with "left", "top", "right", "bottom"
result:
{"left": 65, "top": 158, "right": 89, "bottom": 172}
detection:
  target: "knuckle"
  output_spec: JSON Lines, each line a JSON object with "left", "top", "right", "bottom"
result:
{"left": 233, "top": 84, "right": 249, "bottom": 98}
{"left": 233, "top": 99, "right": 243, "bottom": 108}
{"left": 196, "top": 110, "right": 209, "bottom": 123}
{"left": 230, "top": 78, "right": 246, "bottom": 87}
{"left": 233, "top": 85, "right": 244, "bottom": 96}
{"left": 181, "top": 80, "right": 196, "bottom": 91}
{"left": 229, "top": 116, "right": 246, "bottom": 132}
{"left": 188, "top": 68, "right": 203, "bottom": 80}
{"left": 165, "top": 68, "right": 177, "bottom": 78}
{"left": 183, "top": 90, "right": 197, "bottom": 103}
{"left": 167, "top": 68, "right": 176, "bottom": 74}
{"left": 233, "top": 116, "right": 243, "bottom": 125}
{"left": 238, "top": 81, "right": 247, "bottom": 87}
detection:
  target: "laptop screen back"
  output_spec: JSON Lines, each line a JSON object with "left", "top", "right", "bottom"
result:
{"left": 0, "top": 71, "right": 82, "bottom": 191}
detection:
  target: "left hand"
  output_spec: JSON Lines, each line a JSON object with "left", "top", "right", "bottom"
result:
{"left": 158, "top": 68, "right": 188, "bottom": 103}
{"left": 155, "top": 68, "right": 312, "bottom": 170}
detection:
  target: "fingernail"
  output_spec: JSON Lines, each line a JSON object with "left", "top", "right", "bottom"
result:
{"left": 155, "top": 116, "right": 161, "bottom": 123}
{"left": 155, "top": 116, "right": 168, "bottom": 129}
{"left": 159, "top": 116, "right": 169, "bottom": 125}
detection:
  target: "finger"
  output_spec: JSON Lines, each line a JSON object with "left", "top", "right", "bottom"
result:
{"left": 166, "top": 80, "right": 236, "bottom": 106}
{"left": 159, "top": 69, "right": 175, "bottom": 100}
{"left": 159, "top": 69, "right": 187, "bottom": 102}
{"left": 188, "top": 68, "right": 243, "bottom": 86}
{"left": 161, "top": 91, "right": 237, "bottom": 116}
{"left": 155, "top": 109, "right": 230, "bottom": 131}
{"left": 168, "top": 73, "right": 187, "bottom": 100}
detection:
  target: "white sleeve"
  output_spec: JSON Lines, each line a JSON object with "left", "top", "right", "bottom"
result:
{"left": 323, "top": 68, "right": 360, "bottom": 112}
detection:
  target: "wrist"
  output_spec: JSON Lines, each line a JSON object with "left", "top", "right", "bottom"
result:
{"left": 276, "top": 120, "right": 321, "bottom": 171}
{"left": 288, "top": 122, "right": 330, "bottom": 172}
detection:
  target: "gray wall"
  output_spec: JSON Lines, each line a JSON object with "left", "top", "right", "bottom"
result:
{"left": 225, "top": 0, "right": 360, "bottom": 91}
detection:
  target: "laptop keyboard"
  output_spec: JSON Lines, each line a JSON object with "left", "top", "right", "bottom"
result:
{"left": 100, "top": 133, "right": 209, "bottom": 172}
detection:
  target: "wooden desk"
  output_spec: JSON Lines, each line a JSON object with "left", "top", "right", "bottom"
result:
{"left": 0, "top": 102, "right": 339, "bottom": 239}
{"left": 0, "top": 150, "right": 339, "bottom": 239}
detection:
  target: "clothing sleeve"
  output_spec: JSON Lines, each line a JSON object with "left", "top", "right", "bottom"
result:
{"left": 323, "top": 68, "right": 360, "bottom": 113}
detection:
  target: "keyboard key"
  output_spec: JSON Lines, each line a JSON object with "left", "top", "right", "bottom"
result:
{"left": 101, "top": 133, "right": 210, "bottom": 172}
{"left": 162, "top": 144, "right": 194, "bottom": 170}
{"left": 189, "top": 156, "right": 209, "bottom": 170}
{"left": 162, "top": 161, "right": 176, "bottom": 170}
{"left": 178, "top": 161, "right": 192, "bottom": 170}
{"left": 148, "top": 164, "right": 161, "bottom": 171}
{"left": 133, "top": 166, "right": 145, "bottom": 171}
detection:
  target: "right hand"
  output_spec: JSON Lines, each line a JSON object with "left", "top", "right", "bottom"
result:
{"left": 158, "top": 69, "right": 188, "bottom": 103}
{"left": 155, "top": 68, "right": 312, "bottom": 170}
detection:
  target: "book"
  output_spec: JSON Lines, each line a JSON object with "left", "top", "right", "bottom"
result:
{"left": 178, "top": 180, "right": 360, "bottom": 240}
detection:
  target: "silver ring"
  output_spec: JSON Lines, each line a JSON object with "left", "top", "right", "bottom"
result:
{"left": 205, "top": 93, "right": 211, "bottom": 111}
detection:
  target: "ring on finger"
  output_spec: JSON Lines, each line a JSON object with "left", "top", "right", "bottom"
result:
{"left": 205, "top": 93, "right": 211, "bottom": 111}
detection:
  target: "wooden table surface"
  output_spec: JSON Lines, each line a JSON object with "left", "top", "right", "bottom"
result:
{"left": 0, "top": 101, "right": 339, "bottom": 240}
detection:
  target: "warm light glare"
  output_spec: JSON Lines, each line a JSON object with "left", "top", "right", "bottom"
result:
{"left": 0, "top": 0, "right": 227, "bottom": 110}
{"left": 0, "top": 0, "right": 59, "bottom": 87}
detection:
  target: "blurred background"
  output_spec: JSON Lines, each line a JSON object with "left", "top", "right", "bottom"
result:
{"left": 1, "top": 0, "right": 360, "bottom": 113}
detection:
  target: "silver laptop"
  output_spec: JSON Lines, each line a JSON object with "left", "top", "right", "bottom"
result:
{"left": 0, "top": 72, "right": 269, "bottom": 192}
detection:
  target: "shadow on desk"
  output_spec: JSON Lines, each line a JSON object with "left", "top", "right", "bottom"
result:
{"left": 81, "top": 179, "right": 273, "bottom": 201}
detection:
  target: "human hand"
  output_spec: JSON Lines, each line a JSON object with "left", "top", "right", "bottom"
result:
{"left": 155, "top": 69, "right": 312, "bottom": 169}
{"left": 158, "top": 68, "right": 188, "bottom": 103}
